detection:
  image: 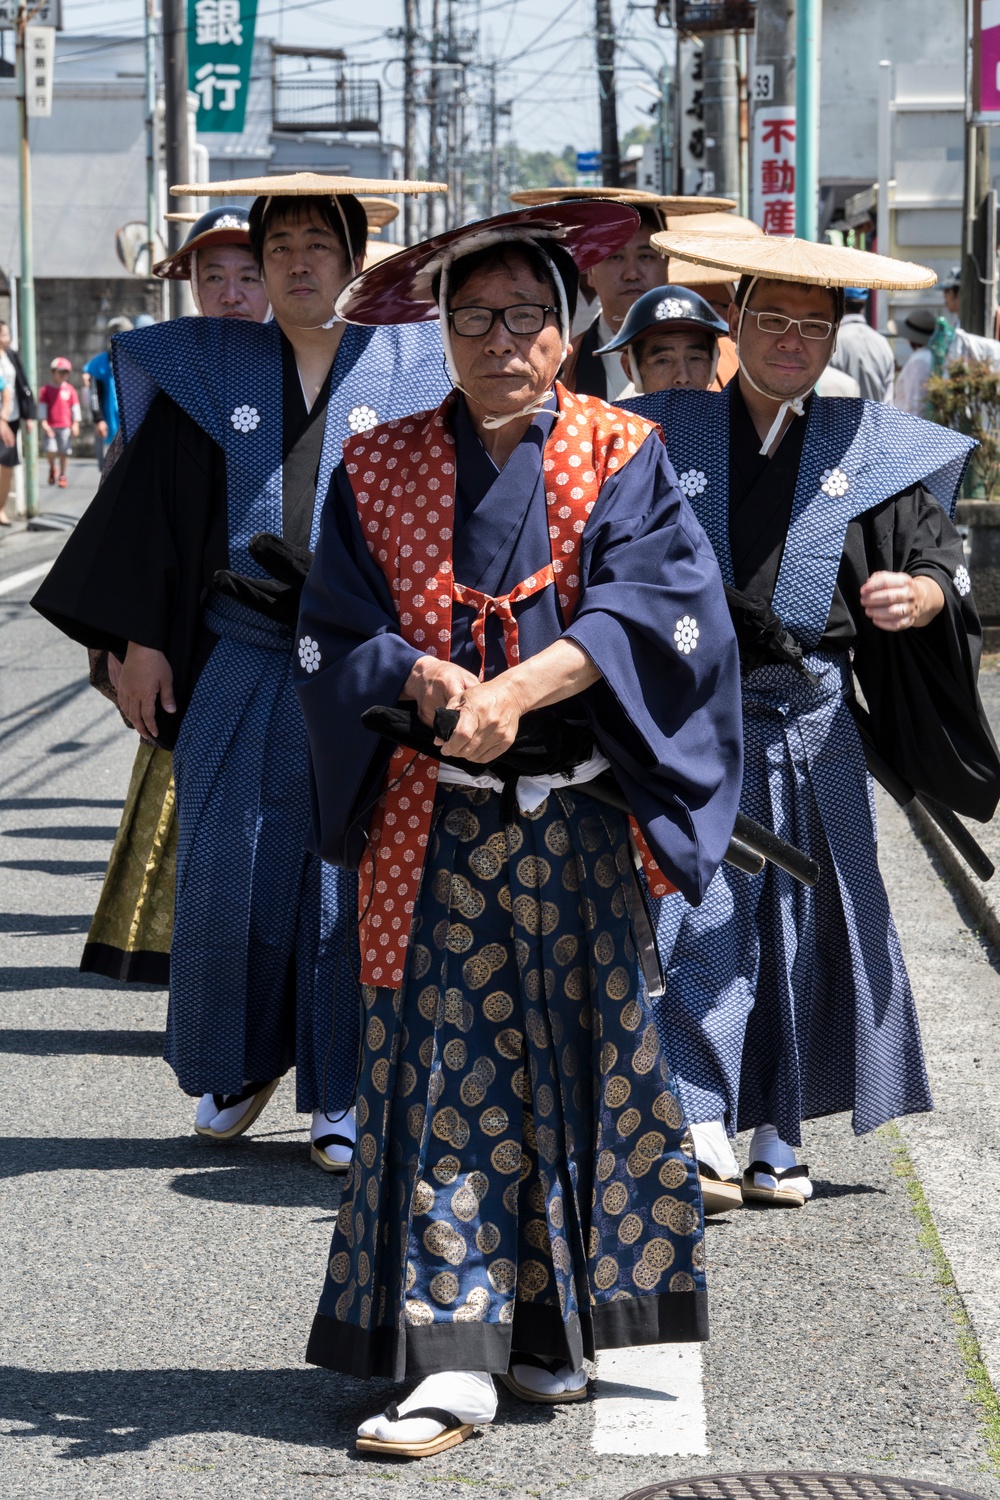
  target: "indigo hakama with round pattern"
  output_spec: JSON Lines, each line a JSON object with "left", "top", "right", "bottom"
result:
{"left": 306, "top": 784, "right": 706, "bottom": 1380}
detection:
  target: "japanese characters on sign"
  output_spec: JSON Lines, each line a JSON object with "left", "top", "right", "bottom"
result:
{"left": 187, "top": 0, "right": 257, "bottom": 133}
{"left": 0, "top": 0, "right": 59, "bottom": 26}
{"left": 24, "top": 25, "right": 55, "bottom": 118}
{"left": 972, "top": 0, "right": 1000, "bottom": 121}
{"left": 753, "top": 104, "right": 796, "bottom": 236}
{"left": 679, "top": 38, "right": 706, "bottom": 196}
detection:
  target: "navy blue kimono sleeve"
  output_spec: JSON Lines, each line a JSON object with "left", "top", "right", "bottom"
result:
{"left": 295, "top": 461, "right": 424, "bottom": 866}
{"left": 565, "top": 436, "right": 743, "bottom": 902}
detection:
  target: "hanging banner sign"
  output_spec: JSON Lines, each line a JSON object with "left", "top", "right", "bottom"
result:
{"left": 187, "top": 0, "right": 257, "bottom": 133}
{"left": 752, "top": 104, "right": 796, "bottom": 234}
{"left": 24, "top": 24, "right": 55, "bottom": 117}
{"left": 0, "top": 0, "right": 60, "bottom": 27}
{"left": 972, "top": 0, "right": 1000, "bottom": 121}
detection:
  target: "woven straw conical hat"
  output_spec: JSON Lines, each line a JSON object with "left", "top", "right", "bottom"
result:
{"left": 170, "top": 172, "right": 444, "bottom": 198}
{"left": 361, "top": 196, "right": 400, "bottom": 229}
{"left": 662, "top": 211, "right": 762, "bottom": 286}
{"left": 650, "top": 231, "right": 936, "bottom": 290}
{"left": 510, "top": 186, "right": 736, "bottom": 214}
{"left": 165, "top": 212, "right": 198, "bottom": 223}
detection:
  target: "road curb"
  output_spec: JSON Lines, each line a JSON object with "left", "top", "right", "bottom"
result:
{"left": 906, "top": 801, "right": 1000, "bottom": 952}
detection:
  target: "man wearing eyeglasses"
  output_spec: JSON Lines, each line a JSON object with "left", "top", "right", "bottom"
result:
{"left": 293, "top": 203, "right": 743, "bottom": 1457}
{"left": 624, "top": 242, "right": 999, "bottom": 1215}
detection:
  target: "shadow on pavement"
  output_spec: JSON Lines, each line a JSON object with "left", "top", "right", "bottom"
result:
{"left": 0, "top": 912, "right": 92, "bottom": 934}
{"left": 0, "top": 1028, "right": 164, "bottom": 1056}
{"left": 0, "top": 965, "right": 131, "bottom": 991}
{"left": 1, "top": 1136, "right": 343, "bottom": 1211}
{"left": 0, "top": 858, "right": 108, "bottom": 876}
{"left": 0, "top": 798, "right": 123, "bottom": 810}
{"left": 0, "top": 1365, "right": 389, "bottom": 1459}
{"left": 3, "top": 825, "right": 119, "bottom": 841}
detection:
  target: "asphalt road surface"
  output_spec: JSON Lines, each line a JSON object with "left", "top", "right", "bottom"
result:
{"left": 2, "top": 471, "right": 1000, "bottom": 1500}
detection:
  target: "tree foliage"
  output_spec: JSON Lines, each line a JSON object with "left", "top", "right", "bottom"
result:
{"left": 926, "top": 358, "right": 1000, "bottom": 500}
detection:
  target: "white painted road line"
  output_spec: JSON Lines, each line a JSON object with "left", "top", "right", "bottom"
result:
{"left": 0, "top": 560, "right": 53, "bottom": 597}
{"left": 592, "top": 1343, "right": 709, "bottom": 1456}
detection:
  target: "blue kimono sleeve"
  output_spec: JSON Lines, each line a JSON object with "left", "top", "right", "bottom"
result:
{"left": 565, "top": 436, "right": 743, "bottom": 904}
{"left": 294, "top": 461, "right": 424, "bottom": 867}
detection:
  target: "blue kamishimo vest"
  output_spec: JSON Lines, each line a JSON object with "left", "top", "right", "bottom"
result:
{"left": 111, "top": 315, "right": 449, "bottom": 569}
{"left": 625, "top": 387, "right": 974, "bottom": 646}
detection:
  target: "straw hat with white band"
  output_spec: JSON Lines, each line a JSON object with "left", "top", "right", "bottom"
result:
{"left": 651, "top": 231, "right": 937, "bottom": 452}
{"left": 335, "top": 200, "right": 639, "bottom": 428}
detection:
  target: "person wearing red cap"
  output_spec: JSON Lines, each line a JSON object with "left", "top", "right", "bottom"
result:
{"left": 293, "top": 202, "right": 743, "bottom": 1457}
{"left": 39, "top": 358, "right": 81, "bottom": 487}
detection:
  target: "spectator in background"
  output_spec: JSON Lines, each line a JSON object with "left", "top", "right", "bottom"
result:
{"left": 941, "top": 266, "right": 961, "bottom": 325}
{"left": 828, "top": 287, "right": 895, "bottom": 402}
{"left": 894, "top": 309, "right": 936, "bottom": 418}
{"left": 83, "top": 316, "right": 132, "bottom": 468}
{"left": 39, "top": 357, "right": 80, "bottom": 488}
{"left": 0, "top": 320, "right": 35, "bottom": 525}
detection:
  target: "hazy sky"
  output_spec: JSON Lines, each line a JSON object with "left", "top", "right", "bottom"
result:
{"left": 55, "top": 0, "right": 671, "bottom": 159}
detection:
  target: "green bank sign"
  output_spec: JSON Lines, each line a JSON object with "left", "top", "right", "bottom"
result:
{"left": 187, "top": 0, "right": 257, "bottom": 133}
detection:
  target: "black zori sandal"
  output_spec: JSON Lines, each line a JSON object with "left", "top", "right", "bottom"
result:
{"left": 310, "top": 1133, "right": 354, "bottom": 1173}
{"left": 355, "top": 1402, "right": 477, "bottom": 1457}
{"left": 741, "top": 1159, "right": 811, "bottom": 1207}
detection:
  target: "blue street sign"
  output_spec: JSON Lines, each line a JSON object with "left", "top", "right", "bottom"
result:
{"left": 576, "top": 151, "right": 602, "bottom": 174}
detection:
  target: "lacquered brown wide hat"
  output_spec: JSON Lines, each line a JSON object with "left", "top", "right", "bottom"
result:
{"left": 336, "top": 201, "right": 641, "bottom": 325}
{"left": 651, "top": 231, "right": 937, "bottom": 290}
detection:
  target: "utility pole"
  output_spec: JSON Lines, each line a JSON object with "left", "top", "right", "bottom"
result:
{"left": 961, "top": 123, "right": 991, "bottom": 334}
{"left": 14, "top": 0, "right": 38, "bottom": 519}
{"left": 426, "top": 0, "right": 441, "bottom": 236}
{"left": 595, "top": 0, "right": 621, "bottom": 187}
{"left": 487, "top": 62, "right": 498, "bottom": 216}
{"left": 794, "top": 0, "right": 820, "bottom": 239}
{"left": 144, "top": 0, "right": 158, "bottom": 281}
{"left": 402, "top": 0, "right": 417, "bottom": 244}
{"left": 702, "top": 32, "right": 740, "bottom": 199}
{"left": 163, "top": 0, "right": 193, "bottom": 318}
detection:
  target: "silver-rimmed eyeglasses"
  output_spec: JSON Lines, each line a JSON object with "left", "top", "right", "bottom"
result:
{"left": 744, "top": 309, "right": 835, "bottom": 340}
{"left": 448, "top": 303, "right": 558, "bottom": 337}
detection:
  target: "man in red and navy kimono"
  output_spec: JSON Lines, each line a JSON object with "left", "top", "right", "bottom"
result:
{"left": 292, "top": 203, "right": 743, "bottom": 1459}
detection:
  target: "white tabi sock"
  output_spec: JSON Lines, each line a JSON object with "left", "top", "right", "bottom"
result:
{"left": 357, "top": 1370, "right": 497, "bottom": 1443}
{"left": 195, "top": 1093, "right": 218, "bottom": 1128}
{"left": 689, "top": 1119, "right": 740, "bottom": 1180}
{"left": 748, "top": 1123, "right": 814, "bottom": 1199}
{"left": 311, "top": 1107, "right": 356, "bottom": 1166}
{"left": 208, "top": 1093, "right": 259, "bottom": 1135}
{"left": 510, "top": 1361, "right": 587, "bottom": 1397}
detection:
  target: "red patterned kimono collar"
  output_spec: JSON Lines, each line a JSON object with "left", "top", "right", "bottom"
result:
{"left": 343, "top": 383, "right": 672, "bottom": 988}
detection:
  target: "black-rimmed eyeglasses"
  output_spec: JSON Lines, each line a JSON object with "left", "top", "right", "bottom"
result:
{"left": 448, "top": 303, "right": 558, "bottom": 338}
{"left": 744, "top": 309, "right": 835, "bottom": 340}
